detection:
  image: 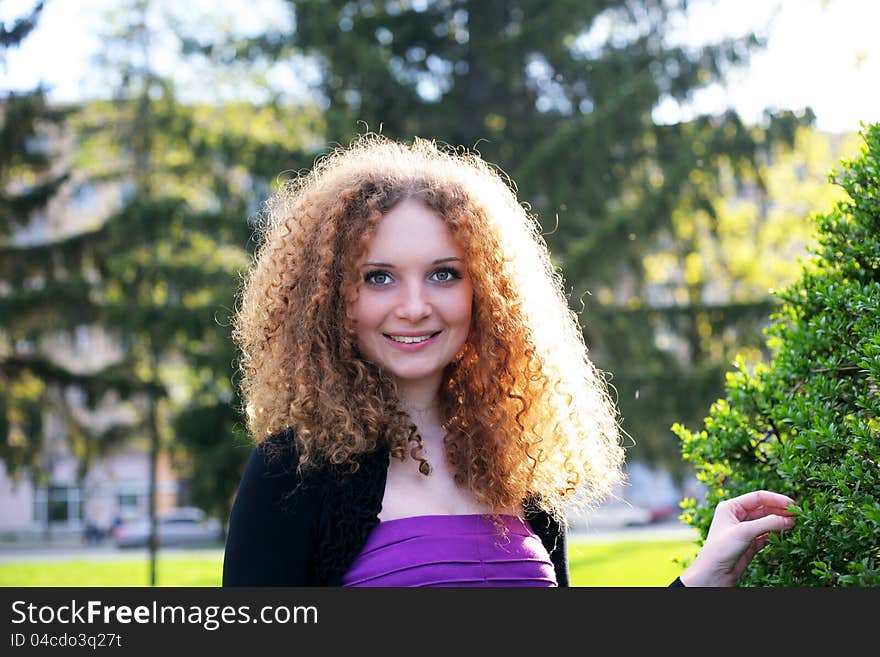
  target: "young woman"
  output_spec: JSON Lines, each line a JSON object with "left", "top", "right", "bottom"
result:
{"left": 222, "top": 135, "right": 796, "bottom": 587}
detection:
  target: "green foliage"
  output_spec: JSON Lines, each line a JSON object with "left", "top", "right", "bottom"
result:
{"left": 674, "top": 123, "right": 880, "bottom": 586}
{"left": 171, "top": 403, "right": 252, "bottom": 525}
{"left": 1, "top": 1, "right": 324, "bottom": 533}
{"left": 1, "top": 0, "right": 72, "bottom": 475}
{"left": 0, "top": 1, "right": 71, "bottom": 233}
{"left": 620, "top": 127, "right": 860, "bottom": 478}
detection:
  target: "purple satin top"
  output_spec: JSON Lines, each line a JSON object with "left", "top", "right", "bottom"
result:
{"left": 341, "top": 513, "right": 558, "bottom": 587}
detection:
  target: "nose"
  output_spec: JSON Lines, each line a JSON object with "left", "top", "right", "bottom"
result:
{"left": 395, "top": 281, "right": 432, "bottom": 321}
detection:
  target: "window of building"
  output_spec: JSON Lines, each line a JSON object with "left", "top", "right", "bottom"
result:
{"left": 33, "top": 485, "right": 83, "bottom": 529}
{"left": 116, "top": 480, "right": 147, "bottom": 519}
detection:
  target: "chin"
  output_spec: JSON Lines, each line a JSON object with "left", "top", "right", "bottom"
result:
{"left": 389, "top": 368, "right": 443, "bottom": 383}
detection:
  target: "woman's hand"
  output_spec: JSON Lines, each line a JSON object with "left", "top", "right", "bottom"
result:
{"left": 679, "top": 490, "right": 797, "bottom": 587}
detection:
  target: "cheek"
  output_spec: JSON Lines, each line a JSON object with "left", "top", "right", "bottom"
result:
{"left": 452, "top": 285, "right": 474, "bottom": 329}
{"left": 461, "top": 296, "right": 474, "bottom": 326}
{"left": 351, "top": 293, "right": 384, "bottom": 342}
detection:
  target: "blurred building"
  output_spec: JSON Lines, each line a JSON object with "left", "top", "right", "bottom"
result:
{"left": 1, "top": 119, "right": 182, "bottom": 544}
{"left": 0, "top": 449, "right": 181, "bottom": 541}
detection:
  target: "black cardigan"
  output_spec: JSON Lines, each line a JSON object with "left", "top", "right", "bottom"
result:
{"left": 222, "top": 429, "right": 570, "bottom": 586}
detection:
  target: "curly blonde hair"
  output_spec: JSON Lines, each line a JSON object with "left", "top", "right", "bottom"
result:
{"left": 233, "top": 134, "right": 624, "bottom": 521}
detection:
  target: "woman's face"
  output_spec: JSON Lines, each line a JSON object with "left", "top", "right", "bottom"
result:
{"left": 352, "top": 198, "right": 473, "bottom": 394}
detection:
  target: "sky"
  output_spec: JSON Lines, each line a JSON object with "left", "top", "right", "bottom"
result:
{"left": 1, "top": 0, "right": 878, "bottom": 134}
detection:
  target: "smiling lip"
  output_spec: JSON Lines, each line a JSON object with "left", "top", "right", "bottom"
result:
{"left": 383, "top": 330, "right": 442, "bottom": 351}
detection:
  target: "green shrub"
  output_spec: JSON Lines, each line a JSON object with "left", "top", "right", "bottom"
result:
{"left": 673, "top": 122, "right": 880, "bottom": 586}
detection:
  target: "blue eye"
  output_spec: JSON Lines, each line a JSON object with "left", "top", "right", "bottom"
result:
{"left": 431, "top": 267, "right": 462, "bottom": 283}
{"left": 364, "top": 270, "right": 392, "bottom": 286}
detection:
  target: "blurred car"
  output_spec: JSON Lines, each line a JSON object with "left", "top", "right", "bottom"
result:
{"left": 591, "top": 501, "right": 653, "bottom": 528}
{"left": 567, "top": 501, "right": 653, "bottom": 532}
{"left": 113, "top": 507, "right": 223, "bottom": 548}
{"left": 646, "top": 503, "right": 679, "bottom": 524}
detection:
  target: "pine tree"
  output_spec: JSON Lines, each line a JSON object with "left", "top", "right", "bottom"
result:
{"left": 2, "top": 0, "right": 319, "bottom": 580}
{"left": 217, "top": 0, "right": 813, "bottom": 476}
{"left": 1, "top": 0, "right": 81, "bottom": 492}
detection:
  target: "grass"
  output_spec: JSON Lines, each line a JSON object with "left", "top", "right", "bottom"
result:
{"left": 569, "top": 538, "right": 699, "bottom": 586}
{"left": 0, "top": 537, "right": 699, "bottom": 587}
{"left": 0, "top": 553, "right": 224, "bottom": 587}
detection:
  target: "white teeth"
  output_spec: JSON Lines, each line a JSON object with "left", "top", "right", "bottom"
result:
{"left": 388, "top": 334, "right": 435, "bottom": 344}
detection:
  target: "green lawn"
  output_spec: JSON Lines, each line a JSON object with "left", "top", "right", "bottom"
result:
{"left": 0, "top": 553, "right": 224, "bottom": 587}
{"left": 569, "top": 538, "right": 699, "bottom": 586}
{"left": 0, "top": 538, "right": 698, "bottom": 587}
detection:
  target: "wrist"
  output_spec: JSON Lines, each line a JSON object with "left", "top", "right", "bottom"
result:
{"left": 679, "top": 558, "right": 709, "bottom": 587}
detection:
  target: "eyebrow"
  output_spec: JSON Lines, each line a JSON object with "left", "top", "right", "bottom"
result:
{"left": 361, "top": 257, "right": 463, "bottom": 268}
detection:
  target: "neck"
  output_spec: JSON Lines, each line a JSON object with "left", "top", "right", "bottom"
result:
{"left": 395, "top": 376, "right": 443, "bottom": 428}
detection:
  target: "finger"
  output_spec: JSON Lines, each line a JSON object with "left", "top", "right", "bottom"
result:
{"left": 726, "top": 491, "right": 797, "bottom": 521}
{"left": 740, "top": 504, "right": 799, "bottom": 522}
{"left": 732, "top": 538, "right": 765, "bottom": 582}
{"left": 752, "top": 534, "right": 770, "bottom": 552}
{"left": 733, "top": 542, "right": 759, "bottom": 579}
{"left": 735, "top": 514, "right": 794, "bottom": 542}
{"left": 733, "top": 490, "right": 796, "bottom": 512}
